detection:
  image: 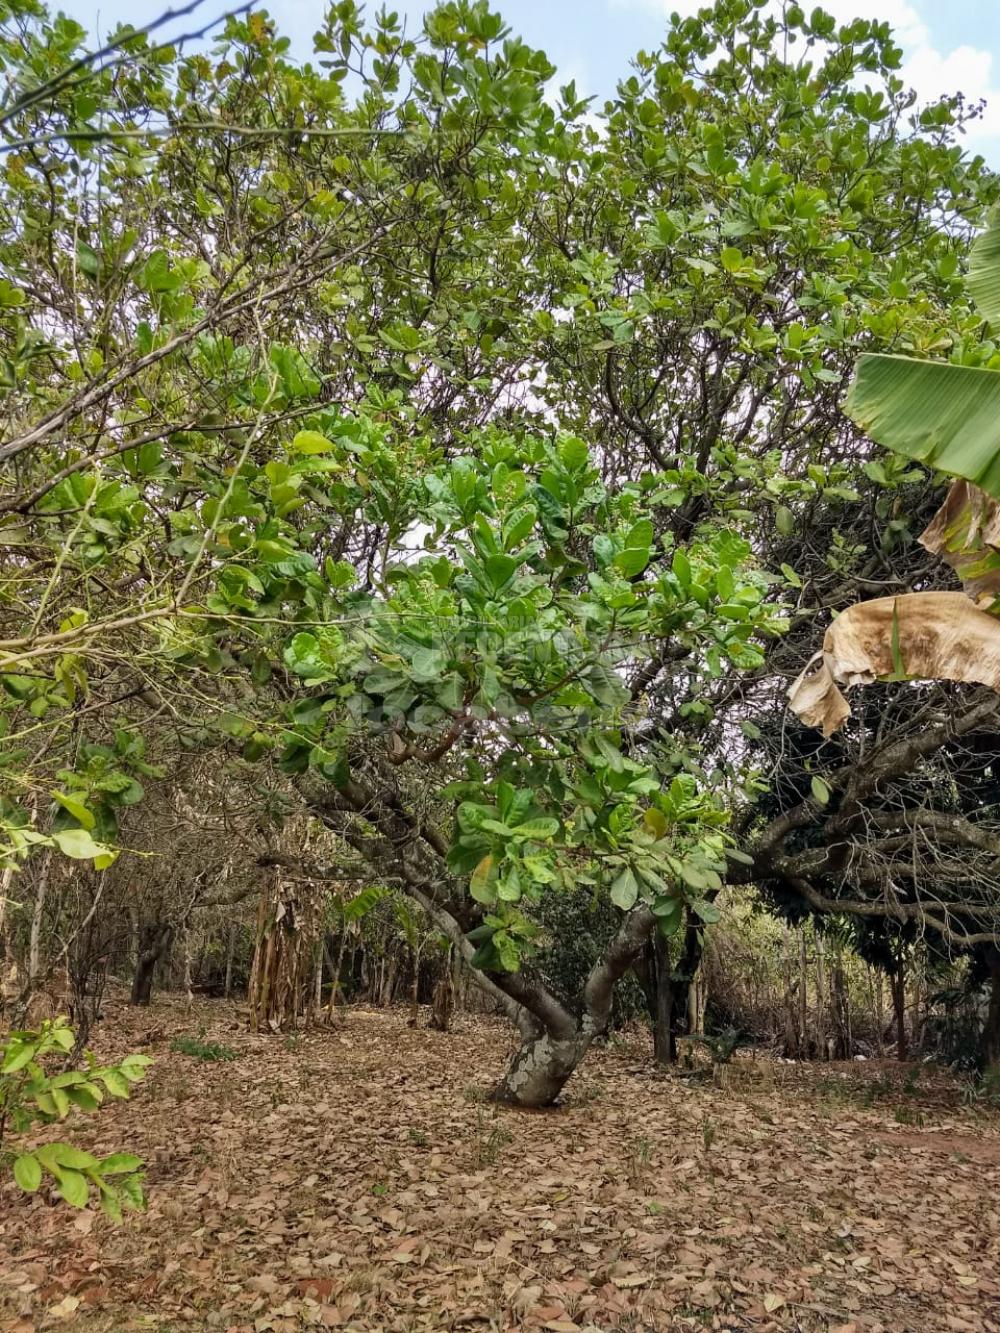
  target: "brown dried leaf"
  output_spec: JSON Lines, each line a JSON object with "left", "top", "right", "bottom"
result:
{"left": 788, "top": 591, "right": 1000, "bottom": 735}
{"left": 921, "top": 479, "right": 1000, "bottom": 604}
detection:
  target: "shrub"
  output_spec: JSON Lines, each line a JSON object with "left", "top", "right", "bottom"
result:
{"left": 1, "top": 1017, "right": 150, "bottom": 1219}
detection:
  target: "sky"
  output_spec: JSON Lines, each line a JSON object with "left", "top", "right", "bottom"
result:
{"left": 66, "top": 0, "right": 1000, "bottom": 166}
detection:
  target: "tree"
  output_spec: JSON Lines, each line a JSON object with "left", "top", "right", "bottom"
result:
{"left": 2, "top": 0, "right": 998, "bottom": 1104}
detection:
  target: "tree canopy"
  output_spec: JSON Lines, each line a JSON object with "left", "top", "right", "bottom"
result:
{"left": 3, "top": 0, "right": 1000, "bottom": 1104}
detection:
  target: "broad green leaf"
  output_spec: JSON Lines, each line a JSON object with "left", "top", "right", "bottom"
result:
{"left": 13, "top": 1153, "right": 42, "bottom": 1192}
{"left": 559, "top": 436, "right": 589, "bottom": 470}
{"left": 290, "top": 430, "right": 336, "bottom": 454}
{"left": 470, "top": 854, "right": 496, "bottom": 903}
{"left": 967, "top": 210, "right": 1000, "bottom": 326}
{"left": 48, "top": 1142, "right": 99, "bottom": 1170}
{"left": 845, "top": 354, "right": 1000, "bottom": 500}
{"left": 2, "top": 1040, "right": 37, "bottom": 1073}
{"left": 775, "top": 505, "right": 795, "bottom": 536}
{"left": 99, "top": 1153, "right": 144, "bottom": 1174}
{"left": 691, "top": 898, "right": 721, "bottom": 924}
{"left": 56, "top": 1167, "right": 89, "bottom": 1208}
{"left": 98, "top": 1069, "right": 131, "bottom": 1098}
{"left": 810, "top": 775, "right": 831, "bottom": 805}
{"left": 51, "top": 791, "right": 95, "bottom": 828}
{"left": 510, "top": 818, "right": 559, "bottom": 841}
{"left": 614, "top": 547, "right": 650, "bottom": 578}
{"left": 610, "top": 867, "right": 639, "bottom": 911}
{"left": 52, "top": 827, "right": 108, "bottom": 861}
{"left": 643, "top": 807, "right": 668, "bottom": 839}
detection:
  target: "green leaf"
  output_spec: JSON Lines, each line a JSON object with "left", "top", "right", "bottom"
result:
{"left": 691, "top": 899, "right": 721, "bottom": 924}
{"left": 652, "top": 895, "right": 684, "bottom": 936}
{"left": 643, "top": 807, "right": 668, "bottom": 839}
{"left": 290, "top": 430, "right": 336, "bottom": 455}
{"left": 626, "top": 519, "right": 654, "bottom": 550}
{"left": 559, "top": 436, "right": 589, "bottom": 470}
{"left": 614, "top": 547, "right": 650, "bottom": 578}
{"left": 51, "top": 791, "right": 95, "bottom": 829}
{"left": 470, "top": 854, "right": 496, "bottom": 904}
{"left": 98, "top": 1069, "right": 131, "bottom": 1098}
{"left": 51, "top": 827, "right": 109, "bottom": 861}
{"left": 48, "top": 1142, "right": 99, "bottom": 1170}
{"left": 775, "top": 505, "right": 795, "bottom": 536}
{"left": 845, "top": 354, "right": 1000, "bottom": 500}
{"left": 410, "top": 646, "right": 447, "bottom": 682}
{"left": 13, "top": 1154, "right": 42, "bottom": 1192}
{"left": 610, "top": 867, "right": 639, "bottom": 911}
{"left": 484, "top": 553, "right": 518, "bottom": 592}
{"left": 810, "top": 775, "right": 831, "bottom": 806}
{"left": 99, "top": 1153, "right": 143, "bottom": 1174}
{"left": 780, "top": 563, "right": 801, "bottom": 588}
{"left": 510, "top": 817, "right": 559, "bottom": 841}
{"left": 502, "top": 506, "right": 537, "bottom": 550}
{"left": 75, "top": 240, "right": 100, "bottom": 279}
{"left": 967, "top": 209, "right": 1000, "bottom": 326}
{"left": 56, "top": 1168, "right": 89, "bottom": 1208}
{"left": 2, "top": 1039, "right": 37, "bottom": 1073}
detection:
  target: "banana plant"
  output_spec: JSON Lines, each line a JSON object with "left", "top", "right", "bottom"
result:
{"left": 790, "top": 212, "right": 1000, "bottom": 735}
{"left": 845, "top": 211, "right": 1000, "bottom": 500}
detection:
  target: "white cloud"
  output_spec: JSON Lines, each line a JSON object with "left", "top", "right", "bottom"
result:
{"left": 904, "top": 42, "right": 1000, "bottom": 143}
{"left": 612, "top": 0, "right": 999, "bottom": 148}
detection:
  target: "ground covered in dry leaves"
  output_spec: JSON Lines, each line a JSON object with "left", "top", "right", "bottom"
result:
{"left": 1, "top": 998, "right": 999, "bottom": 1333}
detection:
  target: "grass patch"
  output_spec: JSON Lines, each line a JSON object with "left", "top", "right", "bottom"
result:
{"left": 171, "top": 1034, "right": 239, "bottom": 1062}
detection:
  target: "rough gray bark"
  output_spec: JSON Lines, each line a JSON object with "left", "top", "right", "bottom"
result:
{"left": 491, "top": 908, "right": 657, "bottom": 1107}
{"left": 491, "top": 1028, "right": 594, "bottom": 1106}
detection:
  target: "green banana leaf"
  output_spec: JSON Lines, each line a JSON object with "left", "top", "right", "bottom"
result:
{"left": 844, "top": 354, "right": 1000, "bottom": 500}
{"left": 968, "top": 208, "right": 1000, "bottom": 326}
{"left": 844, "top": 211, "right": 1000, "bottom": 499}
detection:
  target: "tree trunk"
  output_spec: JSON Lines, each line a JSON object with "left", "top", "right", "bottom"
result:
{"left": 652, "top": 934, "right": 675, "bottom": 1065}
{"left": 491, "top": 1026, "right": 593, "bottom": 1107}
{"left": 980, "top": 950, "right": 1000, "bottom": 1075}
{"left": 782, "top": 924, "right": 798, "bottom": 1057}
{"left": 815, "top": 930, "right": 827, "bottom": 1059}
{"left": 634, "top": 935, "right": 675, "bottom": 1065}
{"left": 312, "top": 937, "right": 323, "bottom": 1021}
{"left": 429, "top": 970, "right": 454, "bottom": 1031}
{"left": 489, "top": 908, "right": 658, "bottom": 1107}
{"left": 224, "top": 925, "right": 235, "bottom": 999}
{"left": 892, "top": 965, "right": 907, "bottom": 1062}
{"left": 131, "top": 923, "right": 173, "bottom": 1006}
{"left": 28, "top": 849, "right": 53, "bottom": 985}
{"left": 407, "top": 945, "right": 421, "bottom": 1027}
{"left": 671, "top": 916, "right": 704, "bottom": 1053}
{"left": 873, "top": 965, "right": 884, "bottom": 1056}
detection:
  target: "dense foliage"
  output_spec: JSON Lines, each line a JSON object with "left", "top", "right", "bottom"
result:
{"left": 2, "top": 0, "right": 999, "bottom": 1110}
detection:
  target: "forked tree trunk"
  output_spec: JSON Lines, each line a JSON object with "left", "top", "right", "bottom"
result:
{"left": 489, "top": 908, "right": 658, "bottom": 1108}
{"left": 491, "top": 1026, "right": 595, "bottom": 1107}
